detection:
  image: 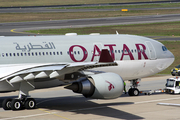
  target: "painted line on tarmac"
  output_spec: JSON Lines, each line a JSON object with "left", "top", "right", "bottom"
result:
{"left": 0, "top": 112, "right": 57, "bottom": 120}
{"left": 10, "top": 29, "right": 26, "bottom": 34}
{"left": 157, "top": 103, "right": 180, "bottom": 107}
{"left": 38, "top": 108, "right": 71, "bottom": 120}
{"left": 135, "top": 97, "right": 180, "bottom": 104}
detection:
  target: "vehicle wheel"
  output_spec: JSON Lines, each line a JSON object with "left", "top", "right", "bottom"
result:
{"left": 24, "top": 98, "right": 36, "bottom": 109}
{"left": 178, "top": 72, "right": 180, "bottom": 76}
{"left": 132, "top": 88, "right": 139, "bottom": 96}
{"left": 2, "top": 98, "right": 12, "bottom": 110}
{"left": 11, "top": 99, "right": 22, "bottom": 110}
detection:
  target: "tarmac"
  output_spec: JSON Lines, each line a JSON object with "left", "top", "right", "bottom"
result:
{"left": 0, "top": 75, "right": 180, "bottom": 120}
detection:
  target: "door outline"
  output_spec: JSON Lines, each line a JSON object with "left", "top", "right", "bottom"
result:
{"left": 145, "top": 41, "right": 157, "bottom": 60}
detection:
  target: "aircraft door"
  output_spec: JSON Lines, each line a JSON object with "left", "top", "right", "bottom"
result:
{"left": 145, "top": 41, "right": 157, "bottom": 60}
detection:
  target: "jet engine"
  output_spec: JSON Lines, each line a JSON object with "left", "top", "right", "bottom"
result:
{"left": 65, "top": 72, "right": 124, "bottom": 99}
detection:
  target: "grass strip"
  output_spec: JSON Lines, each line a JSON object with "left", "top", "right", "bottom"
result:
{"left": 1, "top": 9, "right": 180, "bottom": 23}
{"left": 27, "top": 21, "right": 180, "bottom": 36}
{"left": 54, "top": 3, "right": 180, "bottom": 9}
{"left": 0, "top": 0, "right": 170, "bottom": 7}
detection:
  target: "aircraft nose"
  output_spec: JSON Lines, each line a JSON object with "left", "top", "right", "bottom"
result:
{"left": 168, "top": 50, "right": 174, "bottom": 59}
{"left": 168, "top": 50, "right": 175, "bottom": 64}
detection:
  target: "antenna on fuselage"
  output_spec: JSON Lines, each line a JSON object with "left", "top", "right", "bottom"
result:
{"left": 116, "top": 31, "right": 119, "bottom": 35}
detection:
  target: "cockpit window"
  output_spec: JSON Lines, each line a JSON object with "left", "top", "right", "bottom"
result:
{"left": 162, "top": 46, "right": 167, "bottom": 51}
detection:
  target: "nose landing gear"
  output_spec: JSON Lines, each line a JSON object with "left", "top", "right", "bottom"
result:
{"left": 128, "top": 79, "right": 140, "bottom": 96}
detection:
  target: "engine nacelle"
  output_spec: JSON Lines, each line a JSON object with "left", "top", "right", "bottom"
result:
{"left": 65, "top": 72, "right": 124, "bottom": 99}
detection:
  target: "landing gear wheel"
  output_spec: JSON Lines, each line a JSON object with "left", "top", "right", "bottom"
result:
{"left": 11, "top": 99, "right": 22, "bottom": 110}
{"left": 24, "top": 98, "right": 36, "bottom": 109}
{"left": 2, "top": 98, "right": 12, "bottom": 110}
{"left": 132, "top": 88, "right": 139, "bottom": 96}
{"left": 128, "top": 88, "right": 140, "bottom": 96}
{"left": 128, "top": 88, "right": 133, "bottom": 96}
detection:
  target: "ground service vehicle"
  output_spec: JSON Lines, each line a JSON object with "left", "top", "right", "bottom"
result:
{"left": 165, "top": 77, "right": 180, "bottom": 94}
{"left": 171, "top": 64, "right": 180, "bottom": 76}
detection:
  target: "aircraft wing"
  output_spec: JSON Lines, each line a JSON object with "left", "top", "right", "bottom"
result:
{"left": 1, "top": 49, "right": 117, "bottom": 84}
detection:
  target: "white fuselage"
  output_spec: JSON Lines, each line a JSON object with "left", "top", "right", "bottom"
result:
{"left": 0, "top": 34, "right": 174, "bottom": 92}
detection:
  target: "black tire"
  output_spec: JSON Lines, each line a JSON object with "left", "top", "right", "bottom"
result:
{"left": 128, "top": 88, "right": 133, "bottom": 96}
{"left": 2, "top": 98, "right": 12, "bottom": 110}
{"left": 24, "top": 98, "right": 36, "bottom": 109}
{"left": 178, "top": 72, "right": 180, "bottom": 76}
{"left": 132, "top": 88, "right": 139, "bottom": 96}
{"left": 11, "top": 99, "right": 22, "bottom": 111}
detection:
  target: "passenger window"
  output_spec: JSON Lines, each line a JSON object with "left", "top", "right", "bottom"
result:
{"left": 13, "top": 53, "right": 16, "bottom": 56}
{"left": 57, "top": 52, "right": 59, "bottom": 55}
{"left": 60, "top": 52, "right": 62, "bottom": 55}
{"left": 28, "top": 53, "right": 30, "bottom": 56}
{"left": 50, "top": 52, "right": 52, "bottom": 55}
{"left": 53, "top": 52, "right": 55, "bottom": 55}
{"left": 46, "top": 52, "right": 48, "bottom": 55}
{"left": 21, "top": 53, "right": 23, "bottom": 56}
{"left": 9, "top": 53, "right": 12, "bottom": 56}
{"left": 6, "top": 53, "right": 8, "bottom": 57}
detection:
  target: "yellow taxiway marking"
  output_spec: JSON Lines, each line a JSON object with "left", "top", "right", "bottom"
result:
{"left": 38, "top": 108, "right": 71, "bottom": 120}
{"left": 10, "top": 29, "right": 26, "bottom": 34}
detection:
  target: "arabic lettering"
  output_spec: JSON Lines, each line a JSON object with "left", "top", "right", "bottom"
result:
{"left": 14, "top": 42, "right": 56, "bottom": 52}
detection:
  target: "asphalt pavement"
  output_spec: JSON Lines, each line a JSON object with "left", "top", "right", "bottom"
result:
{"left": 1, "top": 75, "right": 180, "bottom": 120}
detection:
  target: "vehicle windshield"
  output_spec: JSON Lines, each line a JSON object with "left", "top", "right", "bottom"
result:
{"left": 166, "top": 79, "right": 175, "bottom": 87}
{"left": 176, "top": 64, "right": 180, "bottom": 68}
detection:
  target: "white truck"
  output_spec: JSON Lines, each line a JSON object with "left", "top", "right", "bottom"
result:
{"left": 165, "top": 77, "right": 180, "bottom": 94}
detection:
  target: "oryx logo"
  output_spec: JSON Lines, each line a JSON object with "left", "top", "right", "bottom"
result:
{"left": 106, "top": 81, "right": 115, "bottom": 91}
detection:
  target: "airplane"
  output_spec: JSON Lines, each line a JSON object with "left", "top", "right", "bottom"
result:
{"left": 0, "top": 33, "right": 174, "bottom": 111}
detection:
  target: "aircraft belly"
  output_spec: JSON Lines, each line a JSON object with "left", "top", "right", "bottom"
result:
{"left": 0, "top": 77, "right": 65, "bottom": 92}
{"left": 0, "top": 80, "right": 19, "bottom": 92}
{"left": 92, "top": 58, "right": 174, "bottom": 80}
{"left": 34, "top": 79, "right": 64, "bottom": 89}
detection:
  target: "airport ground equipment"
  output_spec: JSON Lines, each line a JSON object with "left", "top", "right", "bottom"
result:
{"left": 140, "top": 89, "right": 165, "bottom": 95}
{"left": 165, "top": 77, "right": 180, "bottom": 94}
